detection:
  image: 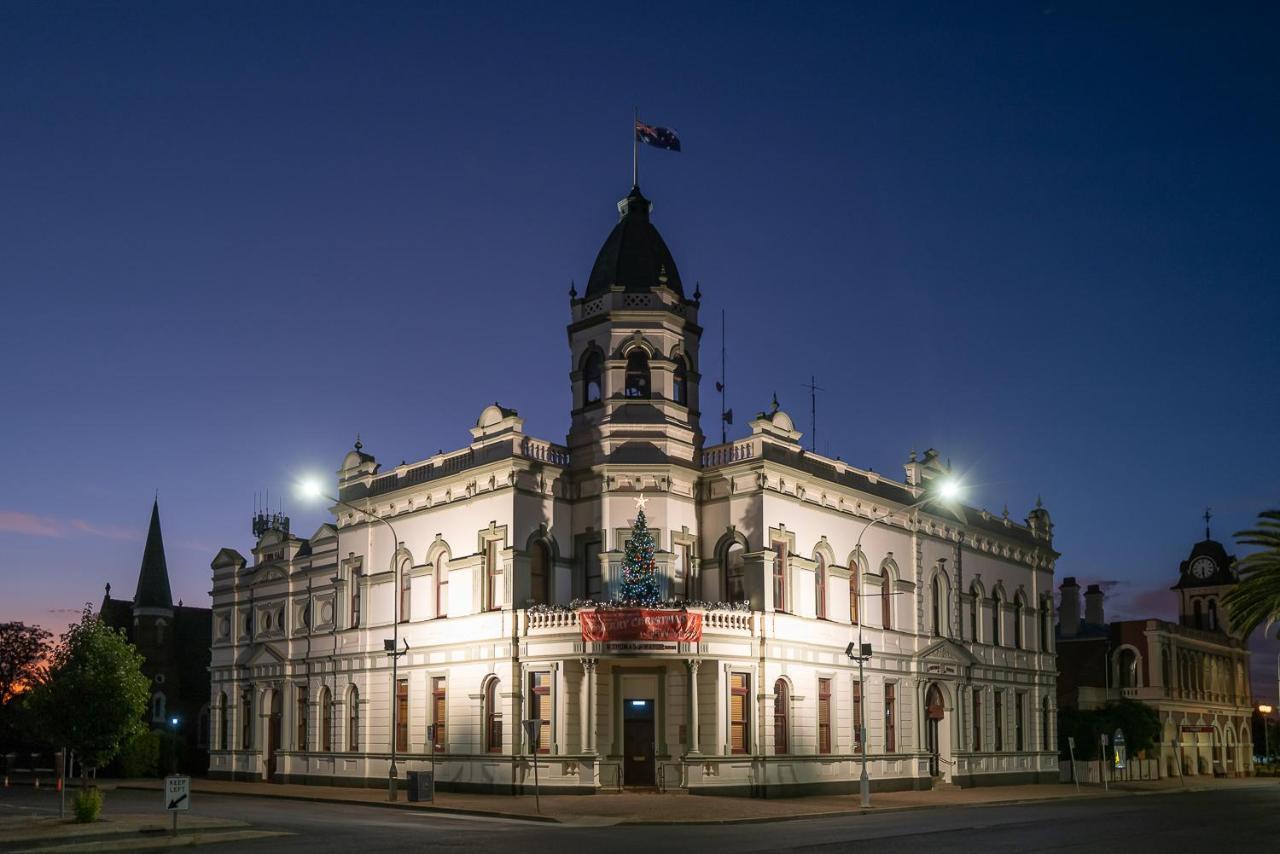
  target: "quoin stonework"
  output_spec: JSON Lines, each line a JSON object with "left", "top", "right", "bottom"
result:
{"left": 207, "top": 184, "right": 1060, "bottom": 795}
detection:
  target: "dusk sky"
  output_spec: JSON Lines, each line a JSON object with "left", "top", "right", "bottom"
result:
{"left": 2, "top": 3, "right": 1277, "bottom": 701}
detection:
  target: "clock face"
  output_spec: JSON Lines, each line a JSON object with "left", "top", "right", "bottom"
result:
{"left": 1190, "top": 556, "right": 1216, "bottom": 579}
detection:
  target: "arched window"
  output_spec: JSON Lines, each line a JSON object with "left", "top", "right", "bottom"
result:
{"left": 1119, "top": 649, "right": 1138, "bottom": 688}
{"left": 1041, "top": 697, "right": 1052, "bottom": 751}
{"left": 530, "top": 541, "right": 550, "bottom": 606}
{"left": 320, "top": 687, "right": 333, "bottom": 752}
{"left": 969, "top": 585, "right": 982, "bottom": 642}
{"left": 773, "top": 679, "right": 789, "bottom": 754}
{"left": 1192, "top": 599, "right": 1203, "bottom": 629}
{"left": 484, "top": 678, "right": 502, "bottom": 753}
{"left": 351, "top": 568, "right": 361, "bottom": 628}
{"left": 880, "top": 572, "right": 893, "bottom": 630}
{"left": 1013, "top": 599, "right": 1024, "bottom": 649}
{"left": 815, "top": 555, "right": 827, "bottom": 620}
{"left": 624, "top": 349, "right": 650, "bottom": 399}
{"left": 991, "top": 592, "right": 1003, "bottom": 646}
{"left": 931, "top": 575, "right": 949, "bottom": 637}
{"left": 582, "top": 351, "right": 603, "bottom": 405}
{"left": 347, "top": 686, "right": 360, "bottom": 751}
{"left": 218, "top": 691, "right": 228, "bottom": 751}
{"left": 723, "top": 541, "right": 746, "bottom": 604}
{"left": 435, "top": 552, "right": 449, "bottom": 618}
{"left": 241, "top": 688, "right": 253, "bottom": 750}
{"left": 673, "top": 357, "right": 688, "bottom": 406}
{"left": 399, "top": 557, "right": 411, "bottom": 623}
{"left": 1207, "top": 599, "right": 1218, "bottom": 631}
{"left": 849, "top": 565, "right": 860, "bottom": 625}
{"left": 151, "top": 692, "right": 166, "bottom": 723}
{"left": 296, "top": 685, "right": 309, "bottom": 751}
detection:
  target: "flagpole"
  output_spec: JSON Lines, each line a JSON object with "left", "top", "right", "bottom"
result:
{"left": 632, "top": 107, "right": 638, "bottom": 188}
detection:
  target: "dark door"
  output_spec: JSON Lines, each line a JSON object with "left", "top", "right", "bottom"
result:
{"left": 623, "top": 699, "right": 655, "bottom": 786}
{"left": 267, "top": 691, "right": 282, "bottom": 781}
{"left": 925, "top": 683, "right": 944, "bottom": 777}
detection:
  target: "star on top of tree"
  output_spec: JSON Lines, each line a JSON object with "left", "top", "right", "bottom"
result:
{"left": 634, "top": 493, "right": 648, "bottom": 511}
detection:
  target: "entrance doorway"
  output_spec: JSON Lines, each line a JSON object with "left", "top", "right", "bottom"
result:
{"left": 925, "top": 684, "right": 945, "bottom": 778}
{"left": 266, "top": 690, "right": 282, "bottom": 781}
{"left": 623, "top": 699, "right": 656, "bottom": 786}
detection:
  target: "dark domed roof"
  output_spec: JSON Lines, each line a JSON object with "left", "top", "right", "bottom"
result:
{"left": 584, "top": 186, "right": 684, "bottom": 298}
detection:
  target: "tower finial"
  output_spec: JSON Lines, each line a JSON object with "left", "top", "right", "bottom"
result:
{"left": 770, "top": 391, "right": 779, "bottom": 414}
{"left": 1204, "top": 506, "right": 1212, "bottom": 540}
{"left": 354, "top": 433, "right": 363, "bottom": 452}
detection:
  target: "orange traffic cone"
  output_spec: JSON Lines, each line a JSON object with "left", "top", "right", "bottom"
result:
{"left": 56, "top": 778, "right": 63, "bottom": 792}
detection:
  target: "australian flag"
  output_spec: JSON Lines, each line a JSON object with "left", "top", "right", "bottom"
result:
{"left": 635, "top": 121, "right": 681, "bottom": 152}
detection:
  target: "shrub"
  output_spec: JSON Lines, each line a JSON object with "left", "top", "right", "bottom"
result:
{"left": 73, "top": 787, "right": 102, "bottom": 823}
{"left": 117, "top": 731, "right": 160, "bottom": 778}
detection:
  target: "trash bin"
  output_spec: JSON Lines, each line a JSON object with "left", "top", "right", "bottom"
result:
{"left": 406, "top": 770, "right": 434, "bottom": 802}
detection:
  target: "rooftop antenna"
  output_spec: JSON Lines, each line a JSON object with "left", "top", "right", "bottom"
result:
{"left": 802, "top": 375, "right": 824, "bottom": 452}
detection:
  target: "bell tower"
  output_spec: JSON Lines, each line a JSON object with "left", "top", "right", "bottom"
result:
{"left": 566, "top": 185, "right": 703, "bottom": 468}
{"left": 1171, "top": 510, "right": 1242, "bottom": 636}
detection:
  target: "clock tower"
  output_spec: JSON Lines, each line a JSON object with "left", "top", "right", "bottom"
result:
{"left": 1171, "top": 510, "right": 1241, "bottom": 637}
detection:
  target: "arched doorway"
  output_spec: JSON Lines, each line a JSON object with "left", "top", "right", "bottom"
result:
{"left": 924, "top": 683, "right": 946, "bottom": 778}
{"left": 266, "top": 689, "right": 283, "bottom": 781}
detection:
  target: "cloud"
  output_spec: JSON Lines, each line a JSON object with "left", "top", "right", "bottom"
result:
{"left": 0, "top": 511, "right": 140, "bottom": 541}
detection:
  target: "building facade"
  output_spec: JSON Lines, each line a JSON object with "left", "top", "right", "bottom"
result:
{"left": 101, "top": 500, "right": 212, "bottom": 771}
{"left": 208, "top": 185, "right": 1059, "bottom": 795}
{"left": 1055, "top": 529, "right": 1254, "bottom": 778}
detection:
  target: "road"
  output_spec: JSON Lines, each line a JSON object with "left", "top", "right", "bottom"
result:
{"left": 2, "top": 784, "right": 1278, "bottom": 852}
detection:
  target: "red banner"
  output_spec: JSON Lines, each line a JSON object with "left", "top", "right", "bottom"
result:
{"left": 580, "top": 609, "right": 703, "bottom": 643}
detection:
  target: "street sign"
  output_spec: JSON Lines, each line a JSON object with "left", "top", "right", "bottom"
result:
{"left": 165, "top": 775, "right": 190, "bottom": 811}
{"left": 1067, "top": 737, "right": 1075, "bottom": 750}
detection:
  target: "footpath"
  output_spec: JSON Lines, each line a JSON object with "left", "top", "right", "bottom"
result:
{"left": 107, "top": 774, "right": 1277, "bottom": 826}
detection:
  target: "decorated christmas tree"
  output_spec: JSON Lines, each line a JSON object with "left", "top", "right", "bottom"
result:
{"left": 618, "top": 497, "right": 661, "bottom": 605}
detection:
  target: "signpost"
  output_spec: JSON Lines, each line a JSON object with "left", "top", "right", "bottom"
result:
{"left": 1067, "top": 737, "right": 1079, "bottom": 792}
{"left": 1099, "top": 733, "right": 1109, "bottom": 791}
{"left": 521, "top": 720, "right": 543, "bottom": 814}
{"left": 165, "top": 775, "right": 190, "bottom": 836}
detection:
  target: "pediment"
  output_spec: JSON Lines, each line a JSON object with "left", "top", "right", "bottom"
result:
{"left": 917, "top": 638, "right": 979, "bottom": 669}
{"left": 211, "top": 548, "right": 246, "bottom": 571}
{"left": 237, "top": 643, "right": 286, "bottom": 669}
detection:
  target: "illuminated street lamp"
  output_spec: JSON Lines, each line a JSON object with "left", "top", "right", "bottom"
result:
{"left": 1261, "top": 704, "right": 1275, "bottom": 763}
{"left": 298, "top": 477, "right": 405, "bottom": 801}
{"left": 847, "top": 476, "right": 964, "bottom": 809}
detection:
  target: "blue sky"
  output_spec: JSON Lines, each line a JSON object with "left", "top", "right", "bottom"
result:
{"left": 1, "top": 2, "right": 1277, "bottom": 700}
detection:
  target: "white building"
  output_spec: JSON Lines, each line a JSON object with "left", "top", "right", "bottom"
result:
{"left": 208, "top": 184, "right": 1060, "bottom": 795}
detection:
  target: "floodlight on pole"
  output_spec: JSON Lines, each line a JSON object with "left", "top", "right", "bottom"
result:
{"left": 849, "top": 475, "right": 965, "bottom": 808}
{"left": 297, "top": 474, "right": 405, "bottom": 801}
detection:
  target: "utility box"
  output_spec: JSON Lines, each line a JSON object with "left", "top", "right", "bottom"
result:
{"left": 407, "top": 770, "right": 434, "bottom": 802}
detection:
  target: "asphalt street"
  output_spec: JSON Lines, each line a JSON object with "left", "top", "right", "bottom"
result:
{"left": 2, "top": 784, "right": 1278, "bottom": 852}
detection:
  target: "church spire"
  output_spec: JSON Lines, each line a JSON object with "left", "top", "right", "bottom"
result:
{"left": 133, "top": 498, "right": 173, "bottom": 610}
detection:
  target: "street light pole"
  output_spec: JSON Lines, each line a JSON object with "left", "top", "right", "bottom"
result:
{"left": 847, "top": 480, "right": 961, "bottom": 809}
{"left": 308, "top": 486, "right": 403, "bottom": 801}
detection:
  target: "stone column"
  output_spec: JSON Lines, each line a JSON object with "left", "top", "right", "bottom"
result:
{"left": 580, "top": 658, "right": 598, "bottom": 754}
{"left": 686, "top": 659, "right": 701, "bottom": 756}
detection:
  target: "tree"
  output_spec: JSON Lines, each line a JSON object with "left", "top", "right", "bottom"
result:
{"left": 618, "top": 505, "right": 661, "bottom": 605}
{"left": 0, "top": 622, "right": 51, "bottom": 752}
{"left": 0, "top": 622, "right": 51, "bottom": 705}
{"left": 22, "top": 607, "right": 150, "bottom": 787}
{"left": 1222, "top": 509, "right": 1280, "bottom": 639}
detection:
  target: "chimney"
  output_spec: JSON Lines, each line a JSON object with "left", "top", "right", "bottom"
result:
{"left": 1059, "top": 577, "right": 1081, "bottom": 638}
{"left": 1084, "top": 584, "right": 1105, "bottom": 627}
